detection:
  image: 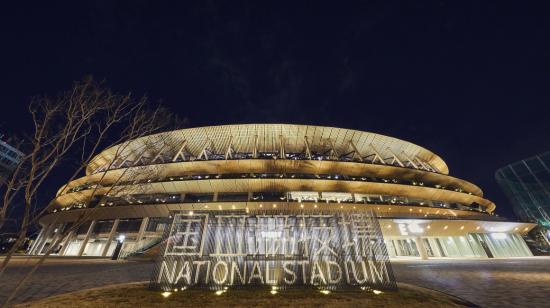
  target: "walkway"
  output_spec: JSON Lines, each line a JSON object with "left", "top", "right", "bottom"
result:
{"left": 2, "top": 256, "right": 550, "bottom": 307}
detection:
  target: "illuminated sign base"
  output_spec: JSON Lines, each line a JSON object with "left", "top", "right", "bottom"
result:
{"left": 150, "top": 210, "right": 397, "bottom": 291}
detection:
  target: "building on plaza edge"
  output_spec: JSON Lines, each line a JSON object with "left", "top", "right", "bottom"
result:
{"left": 0, "top": 136, "right": 24, "bottom": 183}
{"left": 29, "top": 124, "right": 535, "bottom": 259}
{"left": 496, "top": 151, "right": 550, "bottom": 249}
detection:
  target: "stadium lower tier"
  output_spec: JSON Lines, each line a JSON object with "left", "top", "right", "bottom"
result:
{"left": 29, "top": 203, "right": 535, "bottom": 260}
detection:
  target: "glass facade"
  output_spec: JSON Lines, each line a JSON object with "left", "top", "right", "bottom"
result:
{"left": 35, "top": 218, "right": 169, "bottom": 258}
{"left": 386, "top": 233, "right": 532, "bottom": 258}
{"left": 0, "top": 139, "right": 23, "bottom": 181}
{"left": 496, "top": 151, "right": 550, "bottom": 227}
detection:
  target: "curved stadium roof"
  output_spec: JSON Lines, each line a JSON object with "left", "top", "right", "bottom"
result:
{"left": 86, "top": 124, "right": 450, "bottom": 175}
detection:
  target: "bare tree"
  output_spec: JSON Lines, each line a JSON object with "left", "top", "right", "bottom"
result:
{"left": 0, "top": 77, "right": 182, "bottom": 306}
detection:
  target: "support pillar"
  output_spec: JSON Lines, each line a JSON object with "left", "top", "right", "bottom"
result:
{"left": 29, "top": 224, "right": 49, "bottom": 255}
{"left": 78, "top": 221, "right": 96, "bottom": 257}
{"left": 414, "top": 236, "right": 428, "bottom": 260}
{"left": 59, "top": 230, "right": 75, "bottom": 256}
{"left": 101, "top": 219, "right": 120, "bottom": 257}
{"left": 135, "top": 217, "right": 149, "bottom": 249}
{"left": 49, "top": 223, "right": 66, "bottom": 254}
{"left": 33, "top": 224, "right": 55, "bottom": 255}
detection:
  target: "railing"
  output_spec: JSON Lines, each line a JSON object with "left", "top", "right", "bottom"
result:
{"left": 64, "top": 171, "right": 474, "bottom": 197}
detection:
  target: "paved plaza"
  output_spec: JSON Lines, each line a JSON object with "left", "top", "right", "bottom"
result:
{"left": 391, "top": 257, "right": 550, "bottom": 307}
{"left": 1, "top": 256, "right": 550, "bottom": 307}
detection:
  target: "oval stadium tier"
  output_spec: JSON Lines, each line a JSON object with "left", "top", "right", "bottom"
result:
{"left": 29, "top": 124, "right": 535, "bottom": 259}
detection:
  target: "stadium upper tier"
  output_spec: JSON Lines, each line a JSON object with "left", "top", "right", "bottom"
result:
{"left": 46, "top": 124, "right": 496, "bottom": 215}
{"left": 86, "top": 124, "right": 449, "bottom": 175}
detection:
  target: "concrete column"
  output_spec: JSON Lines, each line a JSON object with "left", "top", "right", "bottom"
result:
{"left": 77, "top": 221, "right": 96, "bottom": 257}
{"left": 33, "top": 224, "right": 55, "bottom": 255}
{"left": 28, "top": 224, "right": 49, "bottom": 255}
{"left": 101, "top": 219, "right": 120, "bottom": 257}
{"left": 135, "top": 217, "right": 149, "bottom": 248}
{"left": 49, "top": 223, "right": 67, "bottom": 254}
{"left": 39, "top": 224, "right": 64, "bottom": 255}
{"left": 59, "top": 230, "right": 75, "bottom": 256}
{"left": 414, "top": 236, "right": 428, "bottom": 260}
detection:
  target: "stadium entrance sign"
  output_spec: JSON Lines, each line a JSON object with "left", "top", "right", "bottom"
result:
{"left": 150, "top": 211, "right": 396, "bottom": 291}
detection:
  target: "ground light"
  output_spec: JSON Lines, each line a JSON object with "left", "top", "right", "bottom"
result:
{"left": 270, "top": 286, "right": 278, "bottom": 295}
{"left": 320, "top": 290, "right": 330, "bottom": 295}
{"left": 161, "top": 292, "right": 171, "bottom": 298}
{"left": 373, "top": 290, "right": 383, "bottom": 295}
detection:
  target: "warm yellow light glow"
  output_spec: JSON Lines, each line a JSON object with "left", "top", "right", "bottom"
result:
{"left": 188, "top": 211, "right": 194, "bottom": 215}
{"left": 427, "top": 225, "right": 431, "bottom": 229}
{"left": 373, "top": 290, "right": 383, "bottom": 295}
{"left": 270, "top": 290, "right": 278, "bottom": 295}
{"left": 443, "top": 225, "right": 448, "bottom": 230}
{"left": 524, "top": 227, "right": 529, "bottom": 231}
{"left": 215, "top": 290, "right": 224, "bottom": 296}
{"left": 460, "top": 226, "right": 464, "bottom": 230}
{"left": 476, "top": 226, "right": 480, "bottom": 230}
{"left": 314, "top": 204, "right": 318, "bottom": 208}
{"left": 300, "top": 203, "right": 304, "bottom": 208}
{"left": 320, "top": 290, "right": 330, "bottom": 295}
{"left": 161, "top": 292, "right": 172, "bottom": 298}
{"left": 273, "top": 204, "right": 277, "bottom": 208}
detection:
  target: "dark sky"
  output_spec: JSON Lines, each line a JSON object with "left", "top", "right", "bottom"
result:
{"left": 1, "top": 1, "right": 549, "bottom": 219}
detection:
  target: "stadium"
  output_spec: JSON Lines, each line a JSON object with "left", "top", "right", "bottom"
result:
{"left": 30, "top": 124, "right": 534, "bottom": 260}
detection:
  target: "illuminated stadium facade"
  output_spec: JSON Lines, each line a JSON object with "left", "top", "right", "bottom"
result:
{"left": 30, "top": 124, "right": 535, "bottom": 260}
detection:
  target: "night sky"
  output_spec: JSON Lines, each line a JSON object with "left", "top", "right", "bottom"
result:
{"left": 1, "top": 1, "right": 549, "bottom": 220}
